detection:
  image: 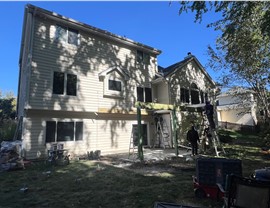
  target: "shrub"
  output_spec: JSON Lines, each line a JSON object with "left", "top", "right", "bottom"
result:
{"left": 0, "top": 119, "right": 17, "bottom": 142}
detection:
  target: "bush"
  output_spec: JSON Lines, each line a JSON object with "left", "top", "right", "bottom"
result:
{"left": 0, "top": 119, "right": 17, "bottom": 142}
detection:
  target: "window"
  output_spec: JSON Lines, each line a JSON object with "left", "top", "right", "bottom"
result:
{"left": 200, "top": 91, "right": 205, "bottom": 104}
{"left": 191, "top": 83, "right": 200, "bottom": 104}
{"left": 137, "top": 87, "right": 152, "bottom": 102}
{"left": 55, "top": 25, "right": 79, "bottom": 46}
{"left": 180, "top": 88, "right": 190, "bottom": 103}
{"left": 53, "top": 72, "right": 77, "bottom": 96}
{"left": 108, "top": 80, "right": 122, "bottom": 92}
{"left": 132, "top": 124, "right": 148, "bottom": 146}
{"left": 45, "top": 121, "right": 83, "bottom": 143}
{"left": 137, "top": 50, "right": 150, "bottom": 64}
{"left": 53, "top": 72, "right": 64, "bottom": 95}
{"left": 66, "top": 74, "right": 77, "bottom": 96}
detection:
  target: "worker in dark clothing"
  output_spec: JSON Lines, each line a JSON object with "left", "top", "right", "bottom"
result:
{"left": 205, "top": 101, "right": 215, "bottom": 129}
{"left": 202, "top": 126, "right": 213, "bottom": 152}
{"left": 187, "top": 126, "right": 200, "bottom": 156}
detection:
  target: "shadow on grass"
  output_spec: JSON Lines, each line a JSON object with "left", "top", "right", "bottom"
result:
{"left": 0, "top": 159, "right": 223, "bottom": 208}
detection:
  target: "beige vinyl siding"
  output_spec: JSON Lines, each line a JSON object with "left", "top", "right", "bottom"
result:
{"left": 28, "top": 17, "right": 157, "bottom": 112}
{"left": 170, "top": 61, "right": 212, "bottom": 105}
{"left": 23, "top": 110, "right": 154, "bottom": 159}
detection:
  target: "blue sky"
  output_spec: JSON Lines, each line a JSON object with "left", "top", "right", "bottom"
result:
{"left": 0, "top": 1, "right": 221, "bottom": 96}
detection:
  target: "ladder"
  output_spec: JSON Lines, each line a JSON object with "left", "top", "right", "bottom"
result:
{"left": 13, "top": 116, "right": 23, "bottom": 141}
{"left": 200, "top": 113, "right": 225, "bottom": 156}
{"left": 154, "top": 116, "right": 170, "bottom": 149}
{"left": 128, "top": 126, "right": 138, "bottom": 160}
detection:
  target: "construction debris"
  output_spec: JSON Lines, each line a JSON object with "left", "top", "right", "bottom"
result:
{"left": 0, "top": 140, "right": 25, "bottom": 171}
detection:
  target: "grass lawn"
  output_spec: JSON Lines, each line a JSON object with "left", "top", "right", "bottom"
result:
{"left": 0, "top": 130, "right": 269, "bottom": 208}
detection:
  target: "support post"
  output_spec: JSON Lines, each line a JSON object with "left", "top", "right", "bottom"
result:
{"left": 172, "top": 109, "right": 179, "bottom": 156}
{"left": 137, "top": 106, "right": 144, "bottom": 161}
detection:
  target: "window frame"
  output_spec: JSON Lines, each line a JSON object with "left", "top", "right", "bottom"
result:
{"left": 45, "top": 121, "right": 83, "bottom": 143}
{"left": 52, "top": 72, "right": 77, "bottom": 96}
{"left": 136, "top": 50, "right": 150, "bottom": 65}
{"left": 190, "top": 83, "right": 200, "bottom": 104}
{"left": 103, "top": 73, "right": 125, "bottom": 98}
{"left": 137, "top": 86, "right": 152, "bottom": 103}
{"left": 55, "top": 25, "right": 80, "bottom": 46}
{"left": 180, "top": 88, "right": 190, "bottom": 103}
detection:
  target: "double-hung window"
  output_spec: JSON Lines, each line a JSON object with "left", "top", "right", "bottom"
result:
{"left": 137, "top": 50, "right": 150, "bottom": 65}
{"left": 137, "top": 87, "right": 152, "bottom": 102}
{"left": 53, "top": 72, "right": 77, "bottom": 96}
{"left": 55, "top": 25, "right": 79, "bottom": 46}
{"left": 45, "top": 121, "right": 83, "bottom": 143}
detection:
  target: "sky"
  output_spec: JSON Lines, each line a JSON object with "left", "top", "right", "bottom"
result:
{"left": 0, "top": 1, "right": 221, "bottom": 96}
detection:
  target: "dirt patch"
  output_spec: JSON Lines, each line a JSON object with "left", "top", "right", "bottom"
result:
{"left": 99, "top": 155, "right": 196, "bottom": 176}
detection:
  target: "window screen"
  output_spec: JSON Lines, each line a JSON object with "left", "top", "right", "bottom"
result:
{"left": 68, "top": 28, "right": 79, "bottom": 46}
{"left": 46, "top": 121, "right": 56, "bottom": 143}
{"left": 57, "top": 122, "right": 74, "bottom": 142}
{"left": 75, "top": 122, "right": 83, "bottom": 141}
{"left": 145, "top": 87, "right": 152, "bottom": 102}
{"left": 53, "top": 72, "right": 65, "bottom": 95}
{"left": 67, "top": 74, "right": 77, "bottom": 96}
{"left": 137, "top": 87, "right": 144, "bottom": 102}
{"left": 109, "top": 80, "right": 122, "bottom": 92}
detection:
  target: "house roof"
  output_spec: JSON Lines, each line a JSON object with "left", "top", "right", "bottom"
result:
{"left": 25, "top": 4, "right": 162, "bottom": 55}
{"left": 158, "top": 54, "right": 216, "bottom": 87}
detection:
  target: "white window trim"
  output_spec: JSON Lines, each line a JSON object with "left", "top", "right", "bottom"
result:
{"left": 44, "top": 119, "right": 84, "bottom": 145}
{"left": 52, "top": 71, "right": 78, "bottom": 97}
{"left": 54, "top": 25, "right": 80, "bottom": 46}
{"left": 99, "top": 67, "right": 129, "bottom": 98}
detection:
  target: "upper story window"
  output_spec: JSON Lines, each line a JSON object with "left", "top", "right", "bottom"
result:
{"left": 55, "top": 25, "right": 79, "bottom": 46}
{"left": 180, "top": 88, "right": 190, "bottom": 103}
{"left": 99, "top": 67, "right": 129, "bottom": 98}
{"left": 190, "top": 83, "right": 200, "bottom": 104}
{"left": 200, "top": 92, "right": 204, "bottom": 104}
{"left": 137, "top": 87, "right": 152, "bottom": 103}
{"left": 137, "top": 50, "right": 150, "bottom": 65}
{"left": 53, "top": 72, "right": 77, "bottom": 96}
{"left": 109, "top": 79, "right": 122, "bottom": 92}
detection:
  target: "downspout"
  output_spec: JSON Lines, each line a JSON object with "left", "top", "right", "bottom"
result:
{"left": 137, "top": 106, "right": 144, "bottom": 161}
{"left": 172, "top": 108, "right": 178, "bottom": 156}
{"left": 19, "top": 5, "right": 36, "bottom": 155}
{"left": 25, "top": 6, "right": 36, "bottom": 110}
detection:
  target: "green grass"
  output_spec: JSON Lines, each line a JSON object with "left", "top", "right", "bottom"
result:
{"left": 0, "top": 129, "right": 270, "bottom": 208}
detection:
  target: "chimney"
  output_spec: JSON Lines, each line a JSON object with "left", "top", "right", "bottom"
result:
{"left": 184, "top": 52, "right": 193, "bottom": 59}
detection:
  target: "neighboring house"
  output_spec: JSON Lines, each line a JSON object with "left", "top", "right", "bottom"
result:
{"left": 216, "top": 88, "right": 257, "bottom": 129}
{"left": 17, "top": 4, "right": 216, "bottom": 159}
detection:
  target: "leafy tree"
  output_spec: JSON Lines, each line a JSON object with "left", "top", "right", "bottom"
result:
{"left": 0, "top": 91, "right": 17, "bottom": 141}
{"left": 178, "top": 1, "right": 270, "bottom": 123}
{"left": 0, "top": 91, "right": 16, "bottom": 121}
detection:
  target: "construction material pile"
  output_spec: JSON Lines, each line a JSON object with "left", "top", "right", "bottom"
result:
{"left": 0, "top": 140, "right": 24, "bottom": 171}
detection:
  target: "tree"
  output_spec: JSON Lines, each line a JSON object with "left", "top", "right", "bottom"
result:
{"left": 178, "top": 1, "right": 270, "bottom": 123}
{"left": 0, "top": 91, "right": 16, "bottom": 121}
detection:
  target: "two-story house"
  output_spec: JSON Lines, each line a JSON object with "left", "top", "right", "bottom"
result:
{"left": 17, "top": 4, "right": 216, "bottom": 159}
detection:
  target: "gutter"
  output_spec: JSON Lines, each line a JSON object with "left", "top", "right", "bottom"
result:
{"left": 26, "top": 4, "right": 162, "bottom": 55}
